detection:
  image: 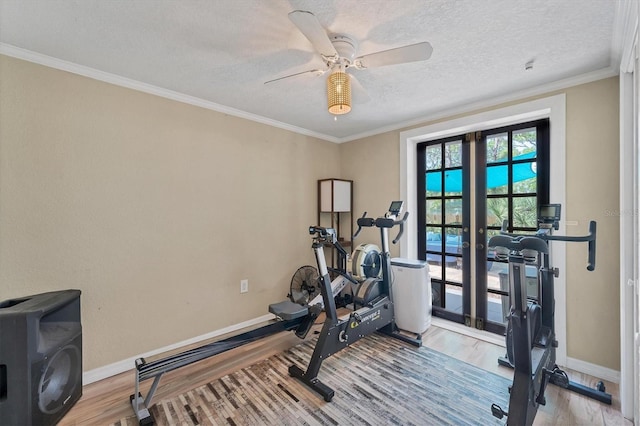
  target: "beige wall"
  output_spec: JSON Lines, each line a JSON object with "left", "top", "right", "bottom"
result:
{"left": 0, "top": 53, "right": 621, "bottom": 372}
{"left": 0, "top": 55, "right": 340, "bottom": 370}
{"left": 340, "top": 77, "right": 620, "bottom": 370}
{"left": 340, "top": 133, "right": 402, "bottom": 257}
{"left": 564, "top": 78, "right": 619, "bottom": 368}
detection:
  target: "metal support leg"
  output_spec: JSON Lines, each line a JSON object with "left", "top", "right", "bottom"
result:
{"left": 145, "top": 374, "right": 163, "bottom": 409}
{"left": 130, "top": 360, "right": 163, "bottom": 425}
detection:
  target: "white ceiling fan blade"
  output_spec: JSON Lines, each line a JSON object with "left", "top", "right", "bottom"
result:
{"left": 264, "top": 68, "right": 327, "bottom": 85}
{"left": 288, "top": 10, "right": 338, "bottom": 59}
{"left": 354, "top": 42, "right": 433, "bottom": 69}
{"left": 350, "top": 74, "right": 370, "bottom": 104}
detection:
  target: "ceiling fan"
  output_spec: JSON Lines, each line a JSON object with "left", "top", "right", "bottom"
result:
{"left": 266, "top": 10, "right": 433, "bottom": 116}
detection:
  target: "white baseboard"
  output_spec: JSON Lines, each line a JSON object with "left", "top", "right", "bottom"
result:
{"left": 83, "top": 313, "right": 276, "bottom": 385}
{"left": 85, "top": 314, "right": 622, "bottom": 387}
{"left": 565, "top": 356, "right": 621, "bottom": 384}
{"left": 432, "top": 318, "right": 621, "bottom": 384}
{"left": 431, "top": 317, "right": 506, "bottom": 347}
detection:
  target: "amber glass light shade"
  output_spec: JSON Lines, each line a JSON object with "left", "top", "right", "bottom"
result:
{"left": 327, "top": 70, "right": 351, "bottom": 115}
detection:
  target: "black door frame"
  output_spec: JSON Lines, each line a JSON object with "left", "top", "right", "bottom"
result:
{"left": 417, "top": 119, "right": 549, "bottom": 334}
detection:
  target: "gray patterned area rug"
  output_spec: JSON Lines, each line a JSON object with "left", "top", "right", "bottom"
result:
{"left": 114, "top": 334, "right": 509, "bottom": 425}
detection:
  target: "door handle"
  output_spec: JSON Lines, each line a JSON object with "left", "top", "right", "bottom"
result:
{"left": 462, "top": 242, "right": 470, "bottom": 249}
{"left": 476, "top": 243, "right": 484, "bottom": 250}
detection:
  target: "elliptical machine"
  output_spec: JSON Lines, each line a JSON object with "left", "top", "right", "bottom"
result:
{"left": 288, "top": 201, "right": 422, "bottom": 402}
{"left": 489, "top": 204, "right": 611, "bottom": 426}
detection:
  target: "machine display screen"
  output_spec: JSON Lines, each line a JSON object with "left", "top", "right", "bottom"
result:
{"left": 539, "top": 204, "right": 561, "bottom": 221}
{"left": 389, "top": 201, "right": 404, "bottom": 214}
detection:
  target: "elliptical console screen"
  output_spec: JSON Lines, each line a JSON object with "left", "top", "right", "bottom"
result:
{"left": 539, "top": 204, "right": 561, "bottom": 222}
{"left": 389, "top": 201, "right": 404, "bottom": 215}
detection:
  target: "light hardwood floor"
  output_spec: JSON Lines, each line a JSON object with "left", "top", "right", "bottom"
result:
{"left": 59, "top": 322, "right": 631, "bottom": 426}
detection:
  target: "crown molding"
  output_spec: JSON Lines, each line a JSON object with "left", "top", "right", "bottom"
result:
{"left": 0, "top": 43, "right": 340, "bottom": 143}
{"left": 613, "top": 0, "right": 638, "bottom": 73}
{"left": 338, "top": 66, "right": 618, "bottom": 143}
{"left": 1, "top": 43, "right": 618, "bottom": 145}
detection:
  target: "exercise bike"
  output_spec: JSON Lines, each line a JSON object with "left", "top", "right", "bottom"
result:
{"left": 489, "top": 204, "right": 611, "bottom": 426}
{"left": 132, "top": 233, "right": 357, "bottom": 425}
{"left": 288, "top": 201, "right": 422, "bottom": 402}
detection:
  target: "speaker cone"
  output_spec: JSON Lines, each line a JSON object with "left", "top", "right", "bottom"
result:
{"left": 38, "top": 345, "right": 81, "bottom": 414}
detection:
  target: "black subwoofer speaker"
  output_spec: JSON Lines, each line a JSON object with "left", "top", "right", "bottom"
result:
{"left": 0, "top": 289, "right": 82, "bottom": 425}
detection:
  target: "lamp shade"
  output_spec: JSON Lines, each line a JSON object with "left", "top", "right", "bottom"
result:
{"left": 319, "top": 179, "right": 351, "bottom": 212}
{"left": 327, "top": 70, "right": 351, "bottom": 115}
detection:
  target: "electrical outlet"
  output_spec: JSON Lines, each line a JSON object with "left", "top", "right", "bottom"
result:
{"left": 240, "top": 279, "right": 249, "bottom": 293}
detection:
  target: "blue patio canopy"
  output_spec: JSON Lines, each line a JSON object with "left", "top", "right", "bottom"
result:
{"left": 426, "top": 152, "right": 536, "bottom": 192}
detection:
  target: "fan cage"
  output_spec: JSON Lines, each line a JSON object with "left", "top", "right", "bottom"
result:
{"left": 289, "top": 265, "right": 320, "bottom": 305}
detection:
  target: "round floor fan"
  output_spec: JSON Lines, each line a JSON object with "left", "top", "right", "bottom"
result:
{"left": 288, "top": 265, "right": 320, "bottom": 305}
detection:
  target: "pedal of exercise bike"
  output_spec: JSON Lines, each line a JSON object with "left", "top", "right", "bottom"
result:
{"left": 498, "top": 355, "right": 514, "bottom": 369}
{"left": 534, "top": 325, "right": 553, "bottom": 348}
{"left": 548, "top": 368, "right": 570, "bottom": 388}
{"left": 491, "top": 403, "right": 507, "bottom": 419}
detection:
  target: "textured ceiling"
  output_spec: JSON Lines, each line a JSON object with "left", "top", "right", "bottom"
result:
{"left": 0, "top": 0, "right": 624, "bottom": 142}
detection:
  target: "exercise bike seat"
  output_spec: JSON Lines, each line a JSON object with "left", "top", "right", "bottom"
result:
{"left": 269, "top": 300, "right": 309, "bottom": 320}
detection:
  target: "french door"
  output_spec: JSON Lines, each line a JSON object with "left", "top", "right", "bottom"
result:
{"left": 417, "top": 119, "right": 549, "bottom": 334}
{"left": 417, "top": 136, "right": 470, "bottom": 324}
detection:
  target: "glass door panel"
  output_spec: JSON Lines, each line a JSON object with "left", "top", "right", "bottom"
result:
{"left": 487, "top": 197, "right": 508, "bottom": 227}
{"left": 417, "top": 136, "right": 469, "bottom": 323}
{"left": 513, "top": 197, "right": 538, "bottom": 227}
{"left": 487, "top": 132, "right": 508, "bottom": 163}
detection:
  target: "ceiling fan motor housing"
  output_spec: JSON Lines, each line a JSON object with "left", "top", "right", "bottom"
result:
{"left": 329, "top": 34, "right": 357, "bottom": 65}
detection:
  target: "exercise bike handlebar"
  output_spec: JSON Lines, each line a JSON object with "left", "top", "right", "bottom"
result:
{"left": 390, "top": 211, "right": 409, "bottom": 244}
{"left": 544, "top": 220, "right": 597, "bottom": 271}
{"left": 498, "top": 219, "right": 597, "bottom": 271}
{"left": 353, "top": 211, "right": 409, "bottom": 244}
{"left": 353, "top": 212, "right": 372, "bottom": 239}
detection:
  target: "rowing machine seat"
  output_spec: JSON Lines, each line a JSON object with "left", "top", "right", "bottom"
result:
{"left": 269, "top": 300, "right": 309, "bottom": 320}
